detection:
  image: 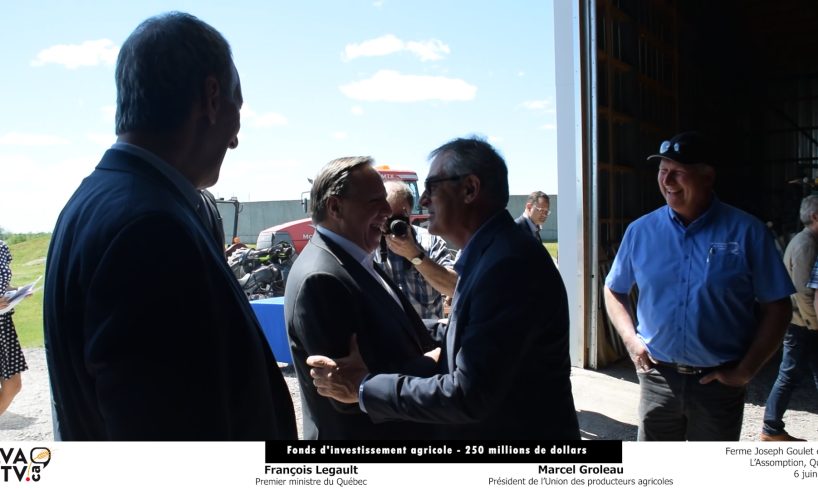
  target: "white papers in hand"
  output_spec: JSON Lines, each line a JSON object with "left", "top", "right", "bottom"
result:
{"left": 0, "top": 275, "right": 41, "bottom": 315}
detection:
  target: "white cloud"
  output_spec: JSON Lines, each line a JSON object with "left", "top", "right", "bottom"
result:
{"left": 343, "top": 35, "right": 450, "bottom": 62}
{"left": 331, "top": 131, "right": 348, "bottom": 141}
{"left": 31, "top": 39, "right": 119, "bottom": 69}
{"left": 339, "top": 70, "right": 477, "bottom": 102}
{"left": 0, "top": 132, "right": 70, "bottom": 146}
{"left": 405, "top": 39, "right": 450, "bottom": 62}
{"left": 351, "top": 106, "right": 364, "bottom": 116}
{"left": 241, "top": 105, "right": 288, "bottom": 128}
{"left": 344, "top": 34, "right": 404, "bottom": 60}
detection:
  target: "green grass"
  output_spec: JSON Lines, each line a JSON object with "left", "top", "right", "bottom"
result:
{"left": 7, "top": 235, "right": 49, "bottom": 347}
{"left": 544, "top": 241, "right": 558, "bottom": 260}
{"left": 3, "top": 236, "right": 550, "bottom": 348}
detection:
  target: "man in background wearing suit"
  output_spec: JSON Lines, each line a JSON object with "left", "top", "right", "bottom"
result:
{"left": 307, "top": 137, "right": 579, "bottom": 440}
{"left": 285, "top": 157, "right": 439, "bottom": 440}
{"left": 515, "top": 191, "right": 550, "bottom": 242}
{"left": 43, "top": 12, "right": 296, "bottom": 440}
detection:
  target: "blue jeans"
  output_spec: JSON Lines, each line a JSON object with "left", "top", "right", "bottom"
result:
{"left": 762, "top": 324, "right": 818, "bottom": 436}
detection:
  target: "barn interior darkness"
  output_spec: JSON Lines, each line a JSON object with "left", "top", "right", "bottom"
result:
{"left": 599, "top": 0, "right": 818, "bottom": 242}
{"left": 677, "top": 0, "right": 818, "bottom": 235}
{"left": 595, "top": 0, "right": 818, "bottom": 363}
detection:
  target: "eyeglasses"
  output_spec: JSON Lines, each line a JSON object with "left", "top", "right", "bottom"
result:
{"left": 533, "top": 205, "right": 551, "bottom": 216}
{"left": 423, "top": 175, "right": 465, "bottom": 195}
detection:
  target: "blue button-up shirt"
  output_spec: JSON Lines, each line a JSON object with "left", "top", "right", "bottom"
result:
{"left": 605, "top": 198, "right": 794, "bottom": 366}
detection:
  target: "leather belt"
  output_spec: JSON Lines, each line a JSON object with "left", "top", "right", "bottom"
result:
{"left": 650, "top": 359, "right": 717, "bottom": 375}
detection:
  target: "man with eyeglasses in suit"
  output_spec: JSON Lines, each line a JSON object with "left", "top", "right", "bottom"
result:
{"left": 603, "top": 130, "right": 794, "bottom": 441}
{"left": 515, "top": 191, "right": 550, "bottom": 242}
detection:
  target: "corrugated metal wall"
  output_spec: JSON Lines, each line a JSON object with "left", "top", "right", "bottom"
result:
{"left": 216, "top": 195, "right": 560, "bottom": 245}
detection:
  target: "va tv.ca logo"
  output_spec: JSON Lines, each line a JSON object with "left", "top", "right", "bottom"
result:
{"left": 0, "top": 447, "right": 51, "bottom": 482}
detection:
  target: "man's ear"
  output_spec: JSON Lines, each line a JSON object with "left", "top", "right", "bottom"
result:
{"left": 203, "top": 75, "right": 221, "bottom": 125}
{"left": 461, "top": 174, "right": 481, "bottom": 204}
{"left": 327, "top": 196, "right": 342, "bottom": 219}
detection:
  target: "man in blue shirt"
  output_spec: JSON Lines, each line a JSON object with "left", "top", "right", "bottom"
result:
{"left": 604, "top": 131, "right": 794, "bottom": 440}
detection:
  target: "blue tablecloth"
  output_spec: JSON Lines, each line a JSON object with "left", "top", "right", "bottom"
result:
{"left": 249, "top": 297, "right": 292, "bottom": 364}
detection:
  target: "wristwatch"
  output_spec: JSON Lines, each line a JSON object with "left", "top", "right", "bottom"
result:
{"left": 410, "top": 250, "right": 425, "bottom": 266}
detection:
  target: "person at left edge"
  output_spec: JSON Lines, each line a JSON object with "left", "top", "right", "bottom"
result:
{"left": 0, "top": 240, "right": 28, "bottom": 416}
{"left": 43, "top": 12, "right": 297, "bottom": 440}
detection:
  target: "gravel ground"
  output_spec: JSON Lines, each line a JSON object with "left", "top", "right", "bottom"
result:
{"left": 0, "top": 348, "right": 53, "bottom": 440}
{"left": 0, "top": 349, "right": 305, "bottom": 441}
{"left": 1, "top": 348, "right": 815, "bottom": 441}
{"left": 574, "top": 354, "right": 818, "bottom": 441}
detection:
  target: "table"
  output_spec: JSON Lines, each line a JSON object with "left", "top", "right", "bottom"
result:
{"left": 249, "top": 297, "right": 292, "bottom": 364}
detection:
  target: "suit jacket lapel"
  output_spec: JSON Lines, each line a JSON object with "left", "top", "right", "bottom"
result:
{"left": 445, "top": 211, "right": 510, "bottom": 371}
{"left": 314, "top": 232, "right": 426, "bottom": 351}
{"left": 373, "top": 262, "right": 432, "bottom": 350}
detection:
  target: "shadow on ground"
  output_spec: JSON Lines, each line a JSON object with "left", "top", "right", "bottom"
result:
{"left": 0, "top": 412, "right": 37, "bottom": 431}
{"left": 577, "top": 410, "right": 637, "bottom": 440}
{"left": 592, "top": 352, "right": 817, "bottom": 413}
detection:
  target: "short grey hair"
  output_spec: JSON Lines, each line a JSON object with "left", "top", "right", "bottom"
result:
{"left": 428, "top": 136, "right": 509, "bottom": 207}
{"left": 310, "top": 156, "right": 374, "bottom": 223}
{"left": 115, "top": 12, "right": 234, "bottom": 134}
{"left": 384, "top": 180, "right": 414, "bottom": 209}
{"left": 800, "top": 195, "right": 818, "bottom": 226}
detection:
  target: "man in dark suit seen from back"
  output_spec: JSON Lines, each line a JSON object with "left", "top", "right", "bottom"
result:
{"left": 307, "top": 137, "right": 579, "bottom": 440}
{"left": 43, "top": 12, "right": 297, "bottom": 440}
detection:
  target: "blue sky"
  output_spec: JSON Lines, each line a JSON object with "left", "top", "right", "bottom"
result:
{"left": 0, "top": 0, "right": 557, "bottom": 233}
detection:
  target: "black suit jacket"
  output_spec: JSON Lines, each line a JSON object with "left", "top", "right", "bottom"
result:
{"left": 362, "top": 211, "right": 580, "bottom": 439}
{"left": 284, "top": 231, "right": 438, "bottom": 439}
{"left": 514, "top": 214, "right": 540, "bottom": 241}
{"left": 44, "top": 149, "right": 297, "bottom": 440}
